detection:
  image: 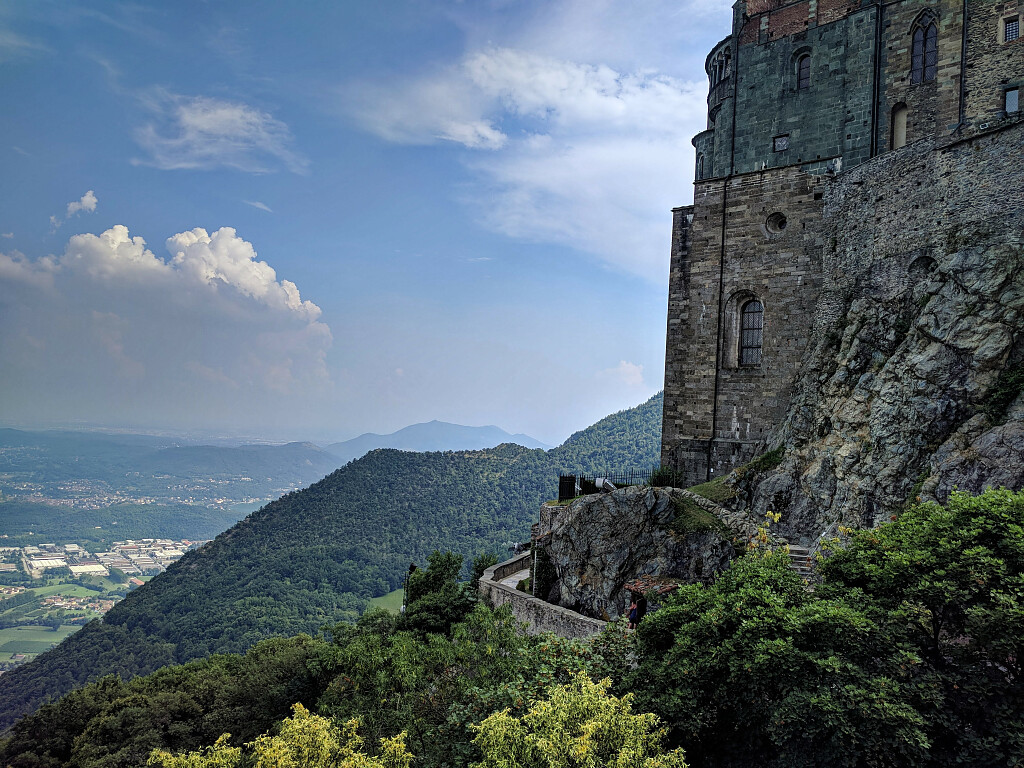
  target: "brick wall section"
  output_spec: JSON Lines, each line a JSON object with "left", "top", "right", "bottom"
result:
{"left": 478, "top": 553, "right": 607, "bottom": 639}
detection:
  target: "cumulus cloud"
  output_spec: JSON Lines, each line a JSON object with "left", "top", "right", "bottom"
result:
{"left": 134, "top": 92, "right": 308, "bottom": 173}
{"left": 344, "top": 43, "right": 707, "bottom": 281}
{"left": 0, "top": 225, "right": 331, "bottom": 433}
{"left": 50, "top": 190, "right": 99, "bottom": 229}
{"left": 66, "top": 190, "right": 98, "bottom": 217}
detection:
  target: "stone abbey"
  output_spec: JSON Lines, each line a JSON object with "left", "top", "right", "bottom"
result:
{"left": 660, "top": 0, "right": 1024, "bottom": 487}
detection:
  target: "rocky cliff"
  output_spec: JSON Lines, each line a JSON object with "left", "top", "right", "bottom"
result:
{"left": 538, "top": 487, "right": 758, "bottom": 620}
{"left": 733, "top": 122, "right": 1024, "bottom": 546}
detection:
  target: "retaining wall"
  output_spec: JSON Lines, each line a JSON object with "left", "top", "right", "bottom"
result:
{"left": 478, "top": 553, "right": 607, "bottom": 639}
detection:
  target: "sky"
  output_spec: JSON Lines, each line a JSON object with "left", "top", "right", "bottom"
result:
{"left": 0, "top": 0, "right": 731, "bottom": 447}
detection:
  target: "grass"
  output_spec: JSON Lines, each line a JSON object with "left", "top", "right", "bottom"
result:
{"left": 26, "top": 583, "right": 97, "bottom": 598}
{"left": 670, "top": 497, "right": 728, "bottom": 538}
{"left": 0, "top": 624, "right": 80, "bottom": 655}
{"left": 367, "top": 588, "right": 404, "bottom": 614}
{"left": 687, "top": 477, "right": 737, "bottom": 504}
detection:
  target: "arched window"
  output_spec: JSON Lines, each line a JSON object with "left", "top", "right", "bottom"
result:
{"left": 912, "top": 18, "right": 938, "bottom": 83}
{"left": 696, "top": 154, "right": 705, "bottom": 180}
{"left": 891, "top": 103, "right": 908, "bottom": 149}
{"left": 740, "top": 300, "right": 764, "bottom": 365}
{"left": 797, "top": 54, "right": 811, "bottom": 90}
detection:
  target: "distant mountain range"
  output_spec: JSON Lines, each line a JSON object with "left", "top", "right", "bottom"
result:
{"left": 324, "top": 421, "right": 549, "bottom": 465}
{"left": 0, "top": 393, "right": 663, "bottom": 730}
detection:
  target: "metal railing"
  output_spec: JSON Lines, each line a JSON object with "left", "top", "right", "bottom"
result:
{"left": 557, "top": 468, "right": 652, "bottom": 501}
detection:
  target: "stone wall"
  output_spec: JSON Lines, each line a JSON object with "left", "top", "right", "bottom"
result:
{"left": 662, "top": 0, "right": 1023, "bottom": 491}
{"left": 735, "top": 120, "right": 1024, "bottom": 543}
{"left": 477, "top": 553, "right": 606, "bottom": 639}
{"left": 662, "top": 166, "right": 826, "bottom": 485}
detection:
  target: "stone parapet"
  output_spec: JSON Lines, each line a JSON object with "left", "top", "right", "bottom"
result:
{"left": 478, "top": 553, "right": 607, "bottom": 639}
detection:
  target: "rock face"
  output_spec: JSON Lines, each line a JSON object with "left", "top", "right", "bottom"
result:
{"left": 733, "top": 124, "right": 1024, "bottom": 547}
{"left": 538, "top": 487, "right": 757, "bottom": 621}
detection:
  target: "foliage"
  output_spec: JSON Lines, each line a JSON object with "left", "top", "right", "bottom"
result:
{"left": 816, "top": 489, "right": 1024, "bottom": 767}
{"left": 628, "top": 488, "right": 1024, "bottom": 768}
{"left": 473, "top": 673, "right": 686, "bottom": 768}
{"left": 550, "top": 393, "right": 662, "bottom": 475}
{"left": 148, "top": 704, "right": 413, "bottom": 768}
{"left": 648, "top": 465, "right": 685, "bottom": 488}
{"left": 737, "top": 447, "right": 784, "bottom": 476}
{"left": 0, "top": 395, "right": 663, "bottom": 728}
{"left": 983, "top": 362, "right": 1024, "bottom": 423}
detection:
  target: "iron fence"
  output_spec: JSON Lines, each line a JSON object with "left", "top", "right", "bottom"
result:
{"left": 557, "top": 468, "right": 653, "bottom": 501}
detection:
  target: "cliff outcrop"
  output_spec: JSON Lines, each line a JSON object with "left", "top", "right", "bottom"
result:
{"left": 537, "top": 486, "right": 758, "bottom": 620}
{"left": 735, "top": 123, "right": 1024, "bottom": 546}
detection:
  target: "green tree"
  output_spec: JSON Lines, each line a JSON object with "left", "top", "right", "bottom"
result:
{"left": 472, "top": 672, "right": 686, "bottom": 768}
{"left": 628, "top": 550, "right": 928, "bottom": 768}
{"left": 147, "top": 703, "right": 413, "bottom": 768}
{"left": 817, "top": 489, "right": 1024, "bottom": 767}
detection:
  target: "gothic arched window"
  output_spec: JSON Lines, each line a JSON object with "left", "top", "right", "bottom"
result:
{"left": 797, "top": 54, "right": 811, "bottom": 90}
{"left": 696, "top": 154, "right": 705, "bottom": 180}
{"left": 740, "top": 300, "right": 764, "bottom": 365}
{"left": 912, "top": 19, "right": 938, "bottom": 84}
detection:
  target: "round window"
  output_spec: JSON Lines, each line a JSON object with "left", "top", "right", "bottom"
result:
{"left": 766, "top": 212, "right": 787, "bottom": 233}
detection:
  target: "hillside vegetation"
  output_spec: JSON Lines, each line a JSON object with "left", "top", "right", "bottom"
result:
{"left": 2, "top": 488, "right": 1021, "bottom": 768}
{"left": 0, "top": 394, "right": 663, "bottom": 730}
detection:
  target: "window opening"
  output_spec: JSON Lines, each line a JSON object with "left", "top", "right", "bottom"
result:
{"left": 740, "top": 301, "right": 764, "bottom": 366}
{"left": 696, "top": 154, "right": 705, "bottom": 180}
{"left": 1007, "top": 88, "right": 1020, "bottom": 114}
{"left": 1006, "top": 17, "right": 1020, "bottom": 42}
{"left": 891, "top": 103, "right": 909, "bottom": 149}
{"left": 912, "top": 21, "right": 938, "bottom": 83}
{"left": 797, "top": 55, "right": 811, "bottom": 90}
{"left": 765, "top": 212, "right": 787, "bottom": 233}
{"left": 773, "top": 134, "right": 790, "bottom": 152}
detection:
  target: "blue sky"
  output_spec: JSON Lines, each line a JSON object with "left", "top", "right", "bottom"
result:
{"left": 0, "top": 0, "right": 730, "bottom": 446}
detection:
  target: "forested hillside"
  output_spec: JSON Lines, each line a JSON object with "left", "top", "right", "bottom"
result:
{"left": 3, "top": 489, "right": 1021, "bottom": 768}
{"left": 0, "top": 394, "right": 662, "bottom": 730}
{"left": 550, "top": 392, "right": 662, "bottom": 473}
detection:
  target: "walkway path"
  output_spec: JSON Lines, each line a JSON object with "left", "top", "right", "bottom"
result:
{"left": 500, "top": 568, "right": 531, "bottom": 589}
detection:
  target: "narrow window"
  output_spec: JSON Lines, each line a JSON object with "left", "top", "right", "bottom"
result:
{"left": 891, "top": 103, "right": 909, "bottom": 149}
{"left": 740, "top": 300, "right": 764, "bottom": 365}
{"left": 696, "top": 154, "right": 705, "bottom": 180}
{"left": 773, "top": 134, "right": 790, "bottom": 152}
{"left": 1006, "top": 17, "right": 1020, "bottom": 42}
{"left": 924, "top": 24, "right": 938, "bottom": 81}
{"left": 1007, "top": 88, "right": 1020, "bottom": 114}
{"left": 912, "top": 21, "right": 938, "bottom": 83}
{"left": 797, "top": 54, "right": 811, "bottom": 90}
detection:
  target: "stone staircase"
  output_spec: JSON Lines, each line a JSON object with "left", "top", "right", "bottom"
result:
{"left": 786, "top": 544, "right": 815, "bottom": 581}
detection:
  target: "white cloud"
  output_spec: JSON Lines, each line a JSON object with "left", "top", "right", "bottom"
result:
{"left": 134, "top": 92, "right": 308, "bottom": 173}
{"left": 0, "top": 30, "right": 51, "bottom": 64}
{"left": 0, "top": 226, "right": 331, "bottom": 431}
{"left": 2, "top": 232, "right": 13, "bottom": 238}
{"left": 66, "top": 190, "right": 98, "bottom": 217}
{"left": 244, "top": 200, "right": 273, "bottom": 213}
{"left": 597, "top": 360, "right": 647, "bottom": 390}
{"left": 344, "top": 44, "right": 707, "bottom": 281}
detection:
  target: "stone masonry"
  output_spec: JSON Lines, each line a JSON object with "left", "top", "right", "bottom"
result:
{"left": 662, "top": 0, "right": 1024, "bottom": 489}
